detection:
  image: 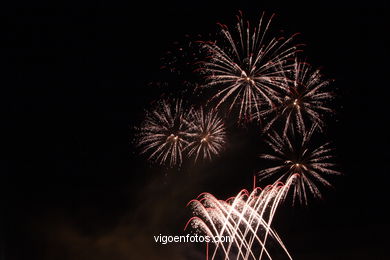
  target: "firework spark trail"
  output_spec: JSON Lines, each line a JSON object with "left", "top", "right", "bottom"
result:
{"left": 136, "top": 99, "right": 190, "bottom": 167}
{"left": 198, "top": 12, "right": 299, "bottom": 122}
{"left": 241, "top": 183, "right": 289, "bottom": 260}
{"left": 258, "top": 124, "right": 340, "bottom": 204}
{"left": 187, "top": 194, "right": 272, "bottom": 260}
{"left": 257, "top": 178, "right": 297, "bottom": 260}
{"left": 258, "top": 60, "right": 335, "bottom": 135}
{"left": 231, "top": 179, "right": 295, "bottom": 260}
{"left": 185, "top": 175, "right": 298, "bottom": 260}
{"left": 212, "top": 192, "right": 274, "bottom": 260}
{"left": 186, "top": 107, "right": 226, "bottom": 162}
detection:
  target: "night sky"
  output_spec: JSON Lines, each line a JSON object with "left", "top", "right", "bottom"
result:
{"left": 2, "top": 1, "right": 389, "bottom": 259}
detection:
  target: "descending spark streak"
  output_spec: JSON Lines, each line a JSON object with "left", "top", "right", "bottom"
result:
{"left": 136, "top": 99, "right": 190, "bottom": 167}
{"left": 186, "top": 108, "right": 226, "bottom": 162}
{"left": 259, "top": 60, "right": 335, "bottom": 135}
{"left": 258, "top": 125, "right": 340, "bottom": 204}
{"left": 185, "top": 175, "right": 298, "bottom": 260}
{"left": 198, "top": 12, "right": 298, "bottom": 122}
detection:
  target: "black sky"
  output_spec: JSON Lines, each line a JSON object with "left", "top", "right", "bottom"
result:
{"left": 2, "top": 1, "right": 389, "bottom": 259}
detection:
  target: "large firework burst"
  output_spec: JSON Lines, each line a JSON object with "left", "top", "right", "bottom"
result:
{"left": 259, "top": 60, "right": 335, "bottom": 135}
{"left": 198, "top": 12, "right": 298, "bottom": 122}
{"left": 185, "top": 176, "right": 297, "bottom": 260}
{"left": 136, "top": 99, "right": 190, "bottom": 167}
{"left": 186, "top": 107, "right": 226, "bottom": 162}
{"left": 258, "top": 125, "right": 340, "bottom": 204}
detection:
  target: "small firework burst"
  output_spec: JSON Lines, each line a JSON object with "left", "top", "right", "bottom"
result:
{"left": 136, "top": 98, "right": 190, "bottom": 167}
{"left": 198, "top": 12, "right": 298, "bottom": 122}
{"left": 258, "top": 125, "right": 340, "bottom": 204}
{"left": 186, "top": 107, "right": 226, "bottom": 162}
{"left": 259, "top": 60, "right": 335, "bottom": 135}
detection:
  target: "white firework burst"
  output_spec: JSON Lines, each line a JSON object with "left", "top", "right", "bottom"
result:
{"left": 259, "top": 60, "right": 335, "bottom": 135}
{"left": 258, "top": 125, "right": 340, "bottom": 204}
{"left": 186, "top": 107, "right": 226, "bottom": 162}
{"left": 198, "top": 12, "right": 298, "bottom": 122}
{"left": 136, "top": 98, "right": 190, "bottom": 167}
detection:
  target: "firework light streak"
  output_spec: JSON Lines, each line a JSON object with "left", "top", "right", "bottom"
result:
{"left": 259, "top": 60, "right": 335, "bottom": 135}
{"left": 258, "top": 125, "right": 340, "bottom": 204}
{"left": 185, "top": 175, "right": 298, "bottom": 260}
{"left": 186, "top": 107, "right": 226, "bottom": 162}
{"left": 198, "top": 12, "right": 298, "bottom": 122}
{"left": 136, "top": 99, "right": 190, "bottom": 167}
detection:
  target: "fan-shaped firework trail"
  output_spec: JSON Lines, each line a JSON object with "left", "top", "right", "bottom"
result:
{"left": 259, "top": 60, "right": 334, "bottom": 135}
{"left": 136, "top": 99, "right": 190, "bottom": 167}
{"left": 186, "top": 107, "right": 226, "bottom": 162}
{"left": 198, "top": 12, "right": 298, "bottom": 122}
{"left": 258, "top": 125, "right": 340, "bottom": 204}
{"left": 185, "top": 175, "right": 298, "bottom": 260}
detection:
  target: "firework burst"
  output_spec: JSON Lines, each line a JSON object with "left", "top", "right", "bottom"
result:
{"left": 185, "top": 176, "right": 297, "bottom": 260}
{"left": 198, "top": 12, "right": 298, "bottom": 122}
{"left": 259, "top": 60, "right": 335, "bottom": 135}
{"left": 136, "top": 99, "right": 190, "bottom": 167}
{"left": 258, "top": 125, "right": 340, "bottom": 204}
{"left": 186, "top": 107, "right": 226, "bottom": 162}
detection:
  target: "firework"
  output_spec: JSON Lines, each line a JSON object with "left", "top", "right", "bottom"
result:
{"left": 185, "top": 176, "right": 297, "bottom": 260}
{"left": 136, "top": 99, "right": 190, "bottom": 167}
{"left": 186, "top": 107, "right": 226, "bottom": 162}
{"left": 259, "top": 60, "right": 335, "bottom": 135}
{"left": 198, "top": 12, "right": 298, "bottom": 122}
{"left": 258, "top": 125, "right": 340, "bottom": 204}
